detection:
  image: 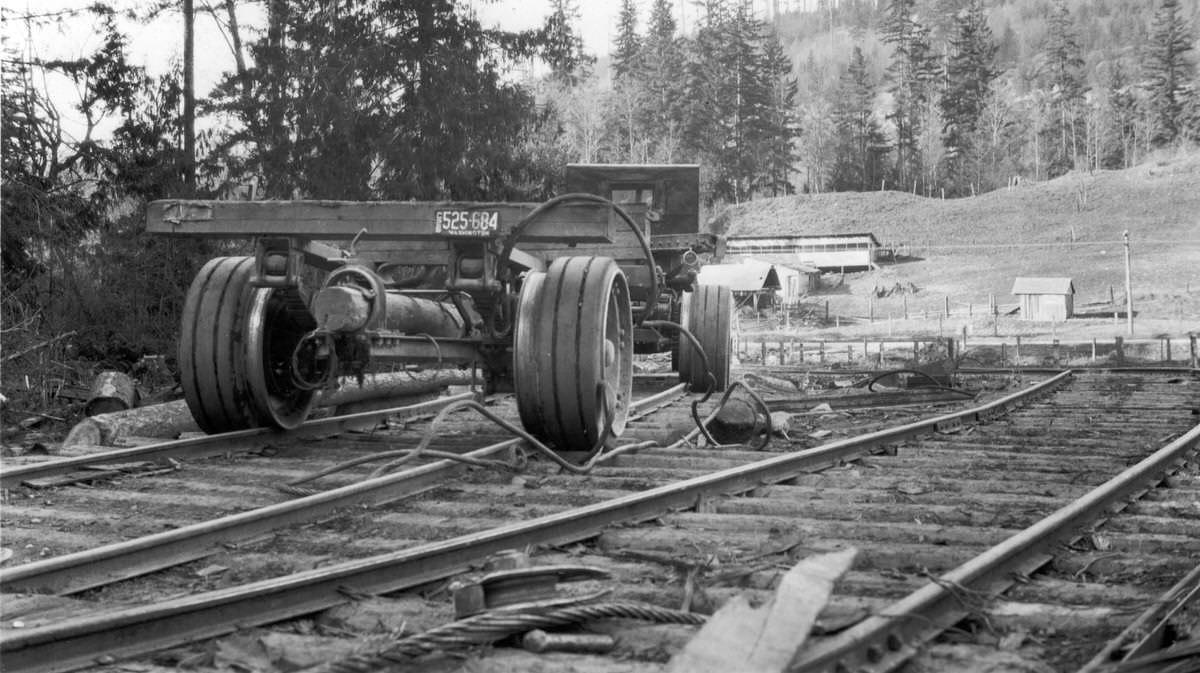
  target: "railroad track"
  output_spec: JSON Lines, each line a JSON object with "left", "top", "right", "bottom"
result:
{"left": 1, "top": 369, "right": 1197, "bottom": 672}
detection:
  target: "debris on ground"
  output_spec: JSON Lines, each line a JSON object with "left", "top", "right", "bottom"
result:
{"left": 665, "top": 548, "right": 858, "bottom": 673}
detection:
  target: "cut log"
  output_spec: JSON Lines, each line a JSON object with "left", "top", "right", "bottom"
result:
{"left": 321, "top": 369, "right": 475, "bottom": 409}
{"left": 61, "top": 368, "right": 477, "bottom": 449}
{"left": 84, "top": 371, "right": 140, "bottom": 416}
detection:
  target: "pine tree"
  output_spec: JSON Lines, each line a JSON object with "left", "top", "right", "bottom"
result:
{"left": 680, "top": 0, "right": 738, "bottom": 202}
{"left": 939, "top": 0, "right": 998, "bottom": 194}
{"left": 611, "top": 0, "right": 641, "bottom": 83}
{"left": 881, "top": 0, "right": 937, "bottom": 192}
{"left": 641, "top": 0, "right": 684, "bottom": 161}
{"left": 544, "top": 0, "right": 593, "bottom": 87}
{"left": 756, "top": 32, "right": 801, "bottom": 196}
{"left": 1038, "top": 0, "right": 1088, "bottom": 176}
{"left": 610, "top": 0, "right": 642, "bottom": 161}
{"left": 831, "top": 46, "right": 889, "bottom": 191}
{"left": 1099, "top": 59, "right": 1139, "bottom": 168}
{"left": 210, "top": 0, "right": 557, "bottom": 201}
{"left": 1144, "top": 0, "right": 1198, "bottom": 146}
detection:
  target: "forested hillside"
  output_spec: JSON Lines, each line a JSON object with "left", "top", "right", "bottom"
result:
{"left": 773, "top": 0, "right": 1200, "bottom": 194}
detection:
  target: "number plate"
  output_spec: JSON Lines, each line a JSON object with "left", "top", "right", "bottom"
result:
{"left": 434, "top": 210, "right": 500, "bottom": 237}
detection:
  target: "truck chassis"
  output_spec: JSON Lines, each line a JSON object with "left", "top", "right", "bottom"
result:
{"left": 148, "top": 164, "right": 733, "bottom": 453}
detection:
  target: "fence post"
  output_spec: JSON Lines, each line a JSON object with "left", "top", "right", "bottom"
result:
{"left": 991, "top": 294, "right": 998, "bottom": 337}
{"left": 1191, "top": 335, "right": 1198, "bottom": 368}
{"left": 961, "top": 326, "right": 968, "bottom": 353}
{"left": 868, "top": 296, "right": 874, "bottom": 323}
{"left": 819, "top": 341, "right": 825, "bottom": 363}
{"left": 798, "top": 342, "right": 804, "bottom": 363}
{"left": 825, "top": 300, "right": 829, "bottom": 321}
{"left": 846, "top": 344, "right": 852, "bottom": 362}
{"left": 945, "top": 295, "right": 950, "bottom": 316}
{"left": 1001, "top": 342, "right": 1007, "bottom": 364}
{"left": 1091, "top": 338, "right": 1097, "bottom": 361}
{"left": 863, "top": 339, "right": 869, "bottom": 361}
{"left": 761, "top": 340, "right": 767, "bottom": 364}
{"left": 903, "top": 295, "right": 909, "bottom": 319}
{"left": 1015, "top": 335, "right": 1022, "bottom": 361}
{"left": 1115, "top": 336, "right": 1124, "bottom": 365}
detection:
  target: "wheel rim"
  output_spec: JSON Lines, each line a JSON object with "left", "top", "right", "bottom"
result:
{"left": 244, "top": 286, "right": 318, "bottom": 430}
{"left": 595, "top": 271, "right": 633, "bottom": 436}
{"left": 179, "top": 257, "right": 317, "bottom": 433}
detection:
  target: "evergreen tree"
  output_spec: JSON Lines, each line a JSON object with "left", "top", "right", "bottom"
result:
{"left": 881, "top": 0, "right": 937, "bottom": 192}
{"left": 610, "top": 0, "right": 642, "bottom": 161}
{"left": 208, "top": 0, "right": 558, "bottom": 201}
{"left": 680, "top": 0, "right": 738, "bottom": 202}
{"left": 1038, "top": 0, "right": 1088, "bottom": 176}
{"left": 1099, "top": 59, "right": 1139, "bottom": 168}
{"left": 1144, "top": 0, "right": 1198, "bottom": 146}
{"left": 544, "top": 0, "right": 594, "bottom": 87}
{"left": 641, "top": 0, "right": 685, "bottom": 161}
{"left": 756, "top": 32, "right": 801, "bottom": 196}
{"left": 939, "top": 0, "right": 998, "bottom": 194}
{"left": 611, "top": 0, "right": 641, "bottom": 83}
{"left": 830, "top": 46, "right": 890, "bottom": 191}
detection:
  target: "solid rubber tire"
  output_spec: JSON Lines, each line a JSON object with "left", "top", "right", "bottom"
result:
{"left": 514, "top": 256, "right": 633, "bottom": 453}
{"left": 678, "top": 284, "right": 733, "bottom": 391}
{"left": 178, "top": 256, "right": 317, "bottom": 433}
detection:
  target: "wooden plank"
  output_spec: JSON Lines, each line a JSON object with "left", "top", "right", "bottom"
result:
{"left": 146, "top": 199, "right": 614, "bottom": 244}
{"left": 666, "top": 549, "right": 857, "bottom": 673}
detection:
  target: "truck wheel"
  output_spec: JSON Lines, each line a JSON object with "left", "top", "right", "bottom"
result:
{"left": 514, "top": 256, "right": 633, "bottom": 454}
{"left": 678, "top": 284, "right": 733, "bottom": 391}
{"left": 179, "top": 256, "right": 318, "bottom": 433}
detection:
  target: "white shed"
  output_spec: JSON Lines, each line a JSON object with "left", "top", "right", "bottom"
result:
{"left": 698, "top": 258, "right": 814, "bottom": 308}
{"left": 1012, "top": 277, "right": 1075, "bottom": 321}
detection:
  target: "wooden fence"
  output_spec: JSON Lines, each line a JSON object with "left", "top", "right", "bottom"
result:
{"left": 736, "top": 334, "right": 1200, "bottom": 368}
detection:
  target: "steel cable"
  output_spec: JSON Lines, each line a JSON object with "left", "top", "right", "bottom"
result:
{"left": 309, "top": 602, "right": 707, "bottom": 673}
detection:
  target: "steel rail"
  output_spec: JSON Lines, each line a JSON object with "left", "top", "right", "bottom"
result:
{"left": 738, "top": 365, "right": 1198, "bottom": 376}
{"left": 0, "top": 375, "right": 1069, "bottom": 673}
{"left": 1076, "top": 562, "right": 1200, "bottom": 672}
{"left": 789, "top": 421, "right": 1200, "bottom": 673}
{"left": 0, "top": 393, "right": 478, "bottom": 490}
{"left": 0, "top": 384, "right": 689, "bottom": 596}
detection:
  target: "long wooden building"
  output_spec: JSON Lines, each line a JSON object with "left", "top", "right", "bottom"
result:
{"left": 722, "top": 233, "right": 880, "bottom": 271}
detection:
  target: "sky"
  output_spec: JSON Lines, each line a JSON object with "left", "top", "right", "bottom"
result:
{"left": 5, "top": 1, "right": 781, "bottom": 141}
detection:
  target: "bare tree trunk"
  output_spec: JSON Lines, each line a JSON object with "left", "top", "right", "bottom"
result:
{"left": 224, "top": 0, "right": 250, "bottom": 99}
{"left": 183, "top": 0, "right": 195, "bottom": 192}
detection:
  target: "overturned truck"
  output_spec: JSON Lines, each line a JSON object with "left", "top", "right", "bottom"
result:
{"left": 147, "top": 164, "right": 733, "bottom": 454}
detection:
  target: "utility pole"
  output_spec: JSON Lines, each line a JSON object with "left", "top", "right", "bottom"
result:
{"left": 183, "top": 0, "right": 195, "bottom": 193}
{"left": 1123, "top": 230, "right": 1133, "bottom": 335}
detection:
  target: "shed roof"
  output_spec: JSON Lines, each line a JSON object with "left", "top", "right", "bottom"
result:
{"left": 727, "top": 232, "right": 883, "bottom": 247}
{"left": 723, "top": 254, "right": 820, "bottom": 274}
{"left": 1011, "top": 277, "right": 1075, "bottom": 295}
{"left": 697, "top": 259, "right": 786, "bottom": 292}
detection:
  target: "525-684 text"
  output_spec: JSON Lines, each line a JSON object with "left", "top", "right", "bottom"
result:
{"left": 434, "top": 210, "right": 500, "bottom": 237}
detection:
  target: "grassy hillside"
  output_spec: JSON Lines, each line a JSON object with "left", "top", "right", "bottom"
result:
{"left": 712, "top": 149, "right": 1200, "bottom": 338}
